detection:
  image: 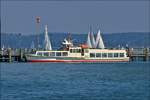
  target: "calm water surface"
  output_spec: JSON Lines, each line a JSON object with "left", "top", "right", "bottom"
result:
{"left": 1, "top": 62, "right": 150, "bottom": 100}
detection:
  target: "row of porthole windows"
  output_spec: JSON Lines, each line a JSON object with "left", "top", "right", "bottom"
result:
{"left": 90, "top": 53, "right": 125, "bottom": 58}
{"left": 37, "top": 52, "right": 68, "bottom": 57}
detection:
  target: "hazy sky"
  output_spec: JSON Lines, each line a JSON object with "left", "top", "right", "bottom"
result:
{"left": 1, "top": 1, "right": 149, "bottom": 34}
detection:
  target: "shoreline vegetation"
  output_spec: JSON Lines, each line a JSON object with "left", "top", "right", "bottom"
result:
{"left": 1, "top": 32, "right": 149, "bottom": 49}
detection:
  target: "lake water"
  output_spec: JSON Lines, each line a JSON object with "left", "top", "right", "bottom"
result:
{"left": 1, "top": 62, "right": 150, "bottom": 100}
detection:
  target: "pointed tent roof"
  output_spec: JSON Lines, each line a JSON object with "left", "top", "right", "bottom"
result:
{"left": 90, "top": 32, "right": 96, "bottom": 48}
{"left": 86, "top": 31, "right": 92, "bottom": 48}
{"left": 95, "top": 29, "right": 105, "bottom": 49}
{"left": 30, "top": 41, "right": 35, "bottom": 49}
{"left": 86, "top": 26, "right": 96, "bottom": 48}
{"left": 44, "top": 25, "right": 52, "bottom": 50}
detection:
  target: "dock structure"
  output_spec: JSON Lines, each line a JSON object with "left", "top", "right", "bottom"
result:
{"left": 0, "top": 48, "right": 150, "bottom": 63}
{"left": 126, "top": 48, "right": 150, "bottom": 61}
{"left": 0, "top": 48, "right": 33, "bottom": 63}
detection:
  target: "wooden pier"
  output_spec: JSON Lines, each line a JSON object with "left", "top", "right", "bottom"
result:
{"left": 0, "top": 48, "right": 30, "bottom": 63}
{"left": 0, "top": 48, "right": 150, "bottom": 63}
{"left": 127, "top": 48, "right": 150, "bottom": 61}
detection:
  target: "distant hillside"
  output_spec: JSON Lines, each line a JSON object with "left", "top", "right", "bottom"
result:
{"left": 1, "top": 32, "right": 150, "bottom": 49}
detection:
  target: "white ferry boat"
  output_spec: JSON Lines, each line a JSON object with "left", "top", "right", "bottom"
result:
{"left": 26, "top": 25, "right": 129, "bottom": 63}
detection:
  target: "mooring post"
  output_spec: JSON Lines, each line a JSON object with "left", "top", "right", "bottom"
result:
{"left": 126, "top": 48, "right": 130, "bottom": 57}
{"left": 144, "top": 48, "right": 149, "bottom": 61}
{"left": 8, "top": 48, "right": 12, "bottom": 63}
{"left": 127, "top": 48, "right": 133, "bottom": 61}
{"left": 19, "top": 48, "right": 23, "bottom": 62}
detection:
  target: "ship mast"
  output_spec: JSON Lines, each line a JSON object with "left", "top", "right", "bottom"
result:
{"left": 90, "top": 26, "right": 96, "bottom": 48}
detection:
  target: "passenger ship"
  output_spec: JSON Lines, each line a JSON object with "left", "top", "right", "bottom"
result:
{"left": 26, "top": 25, "right": 129, "bottom": 63}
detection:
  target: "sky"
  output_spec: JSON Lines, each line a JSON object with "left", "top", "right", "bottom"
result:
{"left": 1, "top": 1, "right": 150, "bottom": 34}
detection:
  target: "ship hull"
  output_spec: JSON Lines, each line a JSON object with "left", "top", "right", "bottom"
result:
{"left": 27, "top": 58, "right": 129, "bottom": 63}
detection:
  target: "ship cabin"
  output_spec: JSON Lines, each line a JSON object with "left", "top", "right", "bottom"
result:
{"left": 34, "top": 46, "right": 128, "bottom": 59}
{"left": 86, "top": 49, "right": 128, "bottom": 59}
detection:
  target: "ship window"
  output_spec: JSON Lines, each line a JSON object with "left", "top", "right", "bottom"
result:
{"left": 44, "top": 52, "right": 49, "bottom": 56}
{"left": 70, "top": 49, "right": 73, "bottom": 53}
{"left": 114, "top": 53, "right": 119, "bottom": 57}
{"left": 102, "top": 53, "right": 107, "bottom": 58}
{"left": 70, "top": 49, "right": 81, "bottom": 53}
{"left": 71, "top": 49, "right": 74, "bottom": 53}
{"left": 108, "top": 53, "right": 113, "bottom": 57}
{"left": 62, "top": 52, "right": 68, "bottom": 56}
{"left": 50, "top": 52, "right": 55, "bottom": 56}
{"left": 56, "top": 52, "right": 61, "bottom": 56}
{"left": 84, "top": 49, "right": 89, "bottom": 53}
{"left": 96, "top": 53, "right": 101, "bottom": 57}
{"left": 37, "top": 52, "right": 43, "bottom": 56}
{"left": 77, "top": 49, "right": 81, "bottom": 53}
{"left": 120, "top": 53, "right": 124, "bottom": 57}
{"left": 72, "top": 49, "right": 75, "bottom": 53}
{"left": 90, "top": 53, "right": 95, "bottom": 58}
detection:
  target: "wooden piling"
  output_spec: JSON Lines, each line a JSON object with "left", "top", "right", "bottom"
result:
{"left": 8, "top": 48, "right": 12, "bottom": 63}
{"left": 127, "top": 48, "right": 133, "bottom": 61}
{"left": 144, "top": 48, "right": 149, "bottom": 61}
{"left": 19, "top": 49, "right": 23, "bottom": 62}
